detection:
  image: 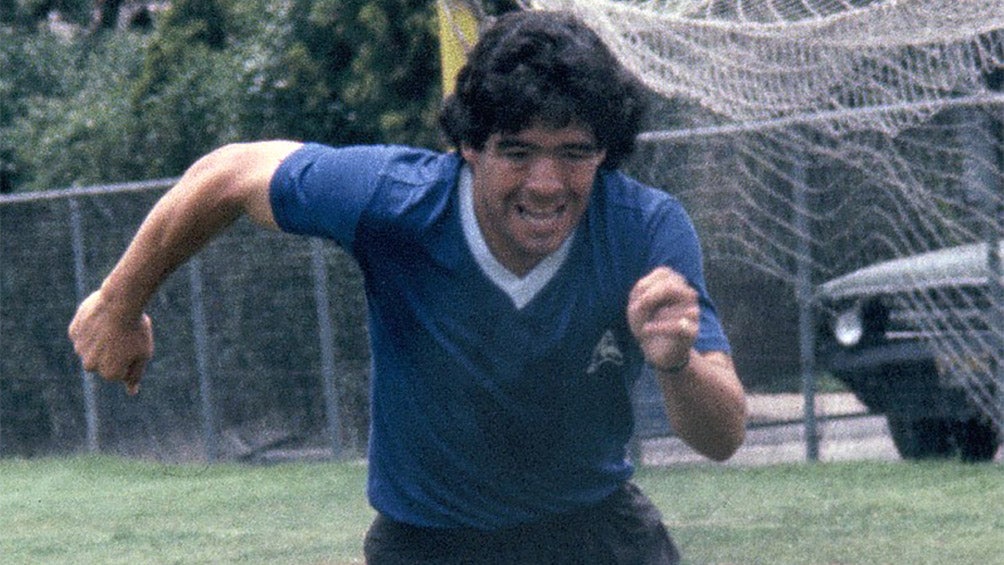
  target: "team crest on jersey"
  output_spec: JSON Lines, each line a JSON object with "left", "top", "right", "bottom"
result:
{"left": 587, "top": 329, "right": 624, "bottom": 374}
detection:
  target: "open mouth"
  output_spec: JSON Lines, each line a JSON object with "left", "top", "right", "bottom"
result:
{"left": 517, "top": 204, "right": 566, "bottom": 225}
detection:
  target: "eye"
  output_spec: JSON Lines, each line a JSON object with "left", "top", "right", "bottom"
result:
{"left": 558, "top": 147, "right": 599, "bottom": 162}
{"left": 500, "top": 148, "right": 532, "bottom": 162}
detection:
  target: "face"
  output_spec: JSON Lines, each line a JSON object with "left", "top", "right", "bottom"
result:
{"left": 461, "top": 123, "right": 606, "bottom": 276}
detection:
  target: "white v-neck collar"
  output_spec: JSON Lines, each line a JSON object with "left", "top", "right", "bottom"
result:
{"left": 459, "top": 166, "right": 574, "bottom": 309}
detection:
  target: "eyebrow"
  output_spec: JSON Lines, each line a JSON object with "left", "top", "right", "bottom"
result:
{"left": 493, "top": 138, "right": 600, "bottom": 152}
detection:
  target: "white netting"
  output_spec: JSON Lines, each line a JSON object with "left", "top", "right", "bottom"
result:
{"left": 528, "top": 0, "right": 1004, "bottom": 435}
{"left": 534, "top": 0, "right": 1004, "bottom": 134}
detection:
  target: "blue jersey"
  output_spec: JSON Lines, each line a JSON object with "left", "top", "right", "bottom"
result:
{"left": 270, "top": 143, "right": 729, "bottom": 529}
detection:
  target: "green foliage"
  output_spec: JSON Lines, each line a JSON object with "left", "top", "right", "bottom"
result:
{"left": 7, "top": 32, "right": 149, "bottom": 188}
{"left": 0, "top": 0, "right": 93, "bottom": 29}
{"left": 0, "top": 26, "right": 81, "bottom": 188}
{"left": 3, "top": 0, "right": 444, "bottom": 191}
{"left": 129, "top": 4, "right": 246, "bottom": 178}
{"left": 305, "top": 0, "right": 443, "bottom": 146}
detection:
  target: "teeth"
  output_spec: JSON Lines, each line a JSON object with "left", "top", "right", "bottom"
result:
{"left": 518, "top": 205, "right": 563, "bottom": 220}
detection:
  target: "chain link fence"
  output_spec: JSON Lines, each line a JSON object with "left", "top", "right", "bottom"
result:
{"left": 9, "top": 169, "right": 881, "bottom": 467}
{"left": 0, "top": 180, "right": 372, "bottom": 462}
{"left": 0, "top": 178, "right": 681, "bottom": 464}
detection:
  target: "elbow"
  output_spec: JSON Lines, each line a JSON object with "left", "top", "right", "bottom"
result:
{"left": 678, "top": 415, "right": 747, "bottom": 463}
{"left": 207, "top": 140, "right": 299, "bottom": 228}
{"left": 711, "top": 380, "right": 748, "bottom": 462}
{"left": 182, "top": 142, "right": 288, "bottom": 227}
{"left": 703, "top": 425, "right": 746, "bottom": 462}
{"left": 700, "top": 397, "right": 748, "bottom": 462}
{"left": 183, "top": 144, "right": 252, "bottom": 206}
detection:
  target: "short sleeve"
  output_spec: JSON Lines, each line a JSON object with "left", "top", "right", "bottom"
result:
{"left": 269, "top": 143, "right": 394, "bottom": 248}
{"left": 648, "top": 199, "right": 732, "bottom": 354}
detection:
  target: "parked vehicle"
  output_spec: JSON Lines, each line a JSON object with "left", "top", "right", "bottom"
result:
{"left": 815, "top": 242, "right": 1002, "bottom": 462}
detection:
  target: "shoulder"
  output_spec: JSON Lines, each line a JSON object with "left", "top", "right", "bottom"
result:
{"left": 272, "top": 143, "right": 462, "bottom": 220}
{"left": 592, "top": 169, "right": 692, "bottom": 234}
{"left": 277, "top": 143, "right": 457, "bottom": 186}
{"left": 269, "top": 143, "right": 461, "bottom": 245}
{"left": 586, "top": 169, "right": 704, "bottom": 277}
{"left": 353, "top": 147, "right": 463, "bottom": 219}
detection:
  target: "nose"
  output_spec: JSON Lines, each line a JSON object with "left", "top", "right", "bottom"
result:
{"left": 524, "top": 155, "right": 564, "bottom": 197}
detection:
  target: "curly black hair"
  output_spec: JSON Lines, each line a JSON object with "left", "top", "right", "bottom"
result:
{"left": 439, "top": 10, "right": 648, "bottom": 169}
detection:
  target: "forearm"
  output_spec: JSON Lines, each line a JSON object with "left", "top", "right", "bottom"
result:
{"left": 657, "top": 350, "right": 747, "bottom": 461}
{"left": 99, "top": 141, "right": 297, "bottom": 317}
{"left": 101, "top": 163, "right": 243, "bottom": 316}
{"left": 69, "top": 141, "right": 299, "bottom": 392}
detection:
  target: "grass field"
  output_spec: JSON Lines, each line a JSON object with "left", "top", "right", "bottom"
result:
{"left": 2, "top": 456, "right": 1002, "bottom": 564}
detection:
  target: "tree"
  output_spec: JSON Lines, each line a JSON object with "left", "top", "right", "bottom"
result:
{"left": 124, "top": 0, "right": 444, "bottom": 179}
{"left": 2, "top": 0, "right": 446, "bottom": 190}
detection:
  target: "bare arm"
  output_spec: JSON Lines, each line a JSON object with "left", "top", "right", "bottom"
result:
{"left": 628, "top": 267, "right": 747, "bottom": 461}
{"left": 68, "top": 141, "right": 302, "bottom": 394}
{"left": 654, "top": 350, "right": 746, "bottom": 461}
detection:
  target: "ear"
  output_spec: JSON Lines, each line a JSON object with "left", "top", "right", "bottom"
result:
{"left": 460, "top": 143, "right": 480, "bottom": 166}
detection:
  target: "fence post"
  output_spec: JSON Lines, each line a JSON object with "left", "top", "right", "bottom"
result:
{"left": 964, "top": 107, "right": 1004, "bottom": 431}
{"left": 310, "top": 239, "right": 343, "bottom": 459}
{"left": 0, "top": 204, "right": 4, "bottom": 456}
{"left": 997, "top": 109, "right": 1004, "bottom": 433}
{"left": 188, "top": 257, "right": 219, "bottom": 461}
{"left": 794, "top": 156, "right": 820, "bottom": 462}
{"left": 69, "top": 198, "right": 101, "bottom": 453}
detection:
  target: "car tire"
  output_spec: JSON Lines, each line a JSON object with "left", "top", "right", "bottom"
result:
{"left": 886, "top": 416, "right": 956, "bottom": 460}
{"left": 952, "top": 418, "right": 1000, "bottom": 463}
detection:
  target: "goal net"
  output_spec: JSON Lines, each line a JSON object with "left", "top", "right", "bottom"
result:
{"left": 524, "top": 0, "right": 1004, "bottom": 432}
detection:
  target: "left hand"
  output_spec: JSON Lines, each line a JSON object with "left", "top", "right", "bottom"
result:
{"left": 627, "top": 267, "right": 699, "bottom": 373}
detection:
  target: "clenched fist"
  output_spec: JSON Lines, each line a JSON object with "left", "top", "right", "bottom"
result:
{"left": 627, "top": 267, "right": 699, "bottom": 374}
{"left": 68, "top": 290, "right": 154, "bottom": 395}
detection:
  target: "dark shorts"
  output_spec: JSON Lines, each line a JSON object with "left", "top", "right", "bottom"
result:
{"left": 363, "top": 482, "right": 681, "bottom": 564}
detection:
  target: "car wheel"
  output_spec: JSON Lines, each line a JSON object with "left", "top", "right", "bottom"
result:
{"left": 886, "top": 415, "right": 956, "bottom": 460}
{"left": 952, "top": 419, "right": 1000, "bottom": 463}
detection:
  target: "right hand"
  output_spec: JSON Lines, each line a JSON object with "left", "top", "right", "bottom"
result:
{"left": 68, "top": 290, "right": 154, "bottom": 395}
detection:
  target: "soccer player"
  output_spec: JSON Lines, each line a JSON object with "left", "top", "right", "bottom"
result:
{"left": 69, "top": 10, "right": 746, "bottom": 564}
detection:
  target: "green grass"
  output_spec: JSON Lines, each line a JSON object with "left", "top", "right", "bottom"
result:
{"left": 0, "top": 456, "right": 373, "bottom": 564}
{"left": 2, "top": 457, "right": 1002, "bottom": 564}
{"left": 638, "top": 462, "right": 1004, "bottom": 564}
